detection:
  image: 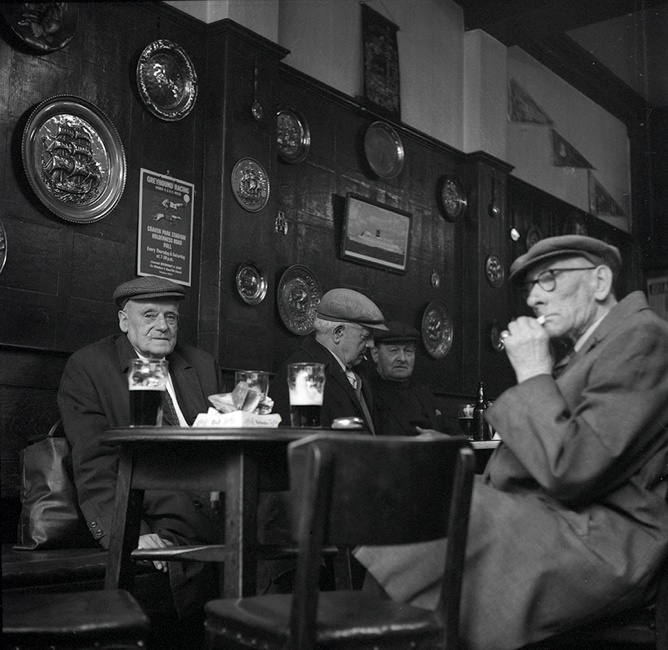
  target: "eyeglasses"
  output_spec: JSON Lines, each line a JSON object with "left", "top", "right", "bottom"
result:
{"left": 520, "top": 267, "right": 597, "bottom": 298}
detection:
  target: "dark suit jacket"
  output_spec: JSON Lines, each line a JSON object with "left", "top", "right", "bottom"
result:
{"left": 58, "top": 334, "right": 223, "bottom": 616}
{"left": 270, "top": 335, "right": 374, "bottom": 430}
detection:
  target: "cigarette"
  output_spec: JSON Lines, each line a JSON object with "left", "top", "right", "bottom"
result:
{"left": 536, "top": 315, "right": 546, "bottom": 325}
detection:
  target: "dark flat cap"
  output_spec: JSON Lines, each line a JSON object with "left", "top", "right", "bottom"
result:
{"left": 509, "top": 235, "right": 622, "bottom": 284}
{"left": 317, "top": 288, "right": 388, "bottom": 330}
{"left": 113, "top": 276, "right": 186, "bottom": 308}
{"left": 374, "top": 320, "right": 420, "bottom": 344}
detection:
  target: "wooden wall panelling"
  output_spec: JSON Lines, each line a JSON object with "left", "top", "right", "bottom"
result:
{"left": 272, "top": 64, "right": 470, "bottom": 400}
{"left": 461, "top": 153, "right": 515, "bottom": 398}
{"left": 0, "top": 1, "right": 208, "bottom": 353}
{"left": 199, "top": 21, "right": 288, "bottom": 373}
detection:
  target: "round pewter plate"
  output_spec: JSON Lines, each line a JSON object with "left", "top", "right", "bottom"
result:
{"left": 22, "top": 95, "right": 126, "bottom": 223}
{"left": 137, "top": 39, "right": 197, "bottom": 121}
{"left": 231, "top": 157, "right": 270, "bottom": 213}
{"left": 421, "top": 300, "right": 454, "bottom": 359}
{"left": 441, "top": 176, "right": 467, "bottom": 222}
{"left": 0, "top": 3, "right": 79, "bottom": 53}
{"left": 364, "top": 121, "right": 404, "bottom": 180}
{"left": 277, "top": 264, "right": 322, "bottom": 335}
{"left": 277, "top": 108, "right": 310, "bottom": 164}
{"left": 236, "top": 261, "right": 268, "bottom": 305}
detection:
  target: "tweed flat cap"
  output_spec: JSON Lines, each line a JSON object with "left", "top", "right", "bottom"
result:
{"left": 374, "top": 320, "right": 420, "bottom": 344}
{"left": 113, "top": 276, "right": 186, "bottom": 308}
{"left": 317, "top": 288, "right": 388, "bottom": 330}
{"left": 509, "top": 235, "right": 622, "bottom": 284}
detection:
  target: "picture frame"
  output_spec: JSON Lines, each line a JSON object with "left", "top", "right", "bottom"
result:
{"left": 341, "top": 194, "right": 411, "bottom": 273}
{"left": 361, "top": 3, "right": 401, "bottom": 121}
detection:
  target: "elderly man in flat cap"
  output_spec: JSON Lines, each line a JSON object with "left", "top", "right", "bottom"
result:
{"left": 355, "top": 235, "right": 668, "bottom": 650}
{"left": 270, "top": 288, "right": 387, "bottom": 431}
{"left": 364, "top": 320, "right": 440, "bottom": 436}
{"left": 58, "top": 276, "right": 223, "bottom": 624}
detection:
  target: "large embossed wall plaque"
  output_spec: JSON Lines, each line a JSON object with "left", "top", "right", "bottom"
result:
{"left": 0, "top": 3, "right": 79, "bottom": 53}
{"left": 277, "top": 264, "right": 322, "bottom": 335}
{"left": 137, "top": 40, "right": 197, "bottom": 122}
{"left": 22, "top": 96, "right": 126, "bottom": 223}
{"left": 421, "top": 300, "right": 454, "bottom": 359}
{"left": 230, "top": 157, "right": 270, "bottom": 212}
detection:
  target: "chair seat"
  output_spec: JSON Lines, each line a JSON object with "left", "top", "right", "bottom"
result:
{"left": 205, "top": 591, "right": 442, "bottom": 648}
{"left": 2, "top": 589, "right": 149, "bottom": 647}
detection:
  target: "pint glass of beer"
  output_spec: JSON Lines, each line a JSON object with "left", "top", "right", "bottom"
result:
{"left": 287, "top": 362, "right": 326, "bottom": 427}
{"left": 128, "top": 358, "right": 168, "bottom": 426}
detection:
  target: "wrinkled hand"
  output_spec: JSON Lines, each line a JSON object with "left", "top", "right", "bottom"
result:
{"left": 137, "top": 533, "right": 173, "bottom": 573}
{"left": 502, "top": 316, "right": 553, "bottom": 383}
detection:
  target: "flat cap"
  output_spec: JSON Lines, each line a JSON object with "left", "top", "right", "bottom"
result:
{"left": 113, "top": 276, "right": 186, "bottom": 308}
{"left": 374, "top": 320, "right": 420, "bottom": 345}
{"left": 509, "top": 235, "right": 622, "bottom": 284}
{"left": 317, "top": 288, "right": 388, "bottom": 331}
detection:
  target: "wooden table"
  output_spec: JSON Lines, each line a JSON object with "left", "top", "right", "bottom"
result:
{"left": 102, "top": 427, "right": 318, "bottom": 599}
{"left": 102, "top": 429, "right": 500, "bottom": 599}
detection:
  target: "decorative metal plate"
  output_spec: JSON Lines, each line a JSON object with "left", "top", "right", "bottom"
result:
{"left": 277, "top": 264, "right": 322, "bottom": 335}
{"left": 137, "top": 40, "right": 197, "bottom": 122}
{"left": 236, "top": 261, "right": 268, "bottom": 305}
{"left": 364, "top": 121, "right": 404, "bottom": 180}
{"left": 0, "top": 217, "right": 7, "bottom": 274}
{"left": 22, "top": 95, "right": 126, "bottom": 223}
{"left": 485, "top": 254, "right": 505, "bottom": 288}
{"left": 490, "top": 320, "right": 505, "bottom": 352}
{"left": 421, "top": 300, "right": 454, "bottom": 359}
{"left": 0, "top": 3, "right": 79, "bottom": 53}
{"left": 441, "top": 177, "right": 467, "bottom": 221}
{"left": 525, "top": 224, "right": 543, "bottom": 250}
{"left": 231, "top": 157, "right": 270, "bottom": 213}
{"left": 277, "top": 108, "right": 310, "bottom": 164}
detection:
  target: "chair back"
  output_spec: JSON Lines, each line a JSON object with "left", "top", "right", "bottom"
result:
{"left": 287, "top": 433, "right": 475, "bottom": 649}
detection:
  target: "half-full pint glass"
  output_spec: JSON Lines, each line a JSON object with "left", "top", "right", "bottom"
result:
{"left": 287, "top": 362, "right": 325, "bottom": 427}
{"left": 128, "top": 358, "right": 168, "bottom": 426}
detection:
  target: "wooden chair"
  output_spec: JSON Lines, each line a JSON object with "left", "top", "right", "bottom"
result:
{"left": 2, "top": 589, "right": 149, "bottom": 649}
{"left": 204, "top": 433, "right": 475, "bottom": 650}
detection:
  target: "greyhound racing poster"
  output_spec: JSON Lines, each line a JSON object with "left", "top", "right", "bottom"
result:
{"left": 137, "top": 168, "right": 194, "bottom": 286}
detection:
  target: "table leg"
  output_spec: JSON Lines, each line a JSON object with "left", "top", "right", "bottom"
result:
{"left": 105, "top": 448, "right": 143, "bottom": 590}
{"left": 222, "top": 449, "right": 259, "bottom": 597}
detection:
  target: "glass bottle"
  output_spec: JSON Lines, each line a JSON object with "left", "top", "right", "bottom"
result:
{"left": 472, "top": 381, "right": 488, "bottom": 441}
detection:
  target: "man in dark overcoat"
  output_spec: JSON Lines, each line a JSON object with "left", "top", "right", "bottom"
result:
{"left": 365, "top": 320, "right": 440, "bottom": 436}
{"left": 58, "top": 276, "right": 223, "bottom": 621}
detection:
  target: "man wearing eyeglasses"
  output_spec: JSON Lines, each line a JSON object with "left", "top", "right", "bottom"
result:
{"left": 355, "top": 235, "right": 668, "bottom": 650}
{"left": 58, "top": 276, "right": 223, "bottom": 627}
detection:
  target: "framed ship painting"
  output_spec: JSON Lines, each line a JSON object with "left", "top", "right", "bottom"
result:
{"left": 341, "top": 194, "right": 410, "bottom": 274}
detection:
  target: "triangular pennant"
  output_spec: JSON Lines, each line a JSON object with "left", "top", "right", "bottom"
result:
{"left": 588, "top": 172, "right": 626, "bottom": 217}
{"left": 551, "top": 129, "right": 594, "bottom": 169}
{"left": 508, "top": 78, "right": 553, "bottom": 124}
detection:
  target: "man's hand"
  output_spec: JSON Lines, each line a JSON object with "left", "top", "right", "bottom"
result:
{"left": 502, "top": 316, "right": 553, "bottom": 383}
{"left": 137, "top": 533, "right": 173, "bottom": 573}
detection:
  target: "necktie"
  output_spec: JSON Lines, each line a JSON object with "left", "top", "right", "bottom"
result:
{"left": 347, "top": 370, "right": 375, "bottom": 435}
{"left": 162, "top": 390, "right": 180, "bottom": 426}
